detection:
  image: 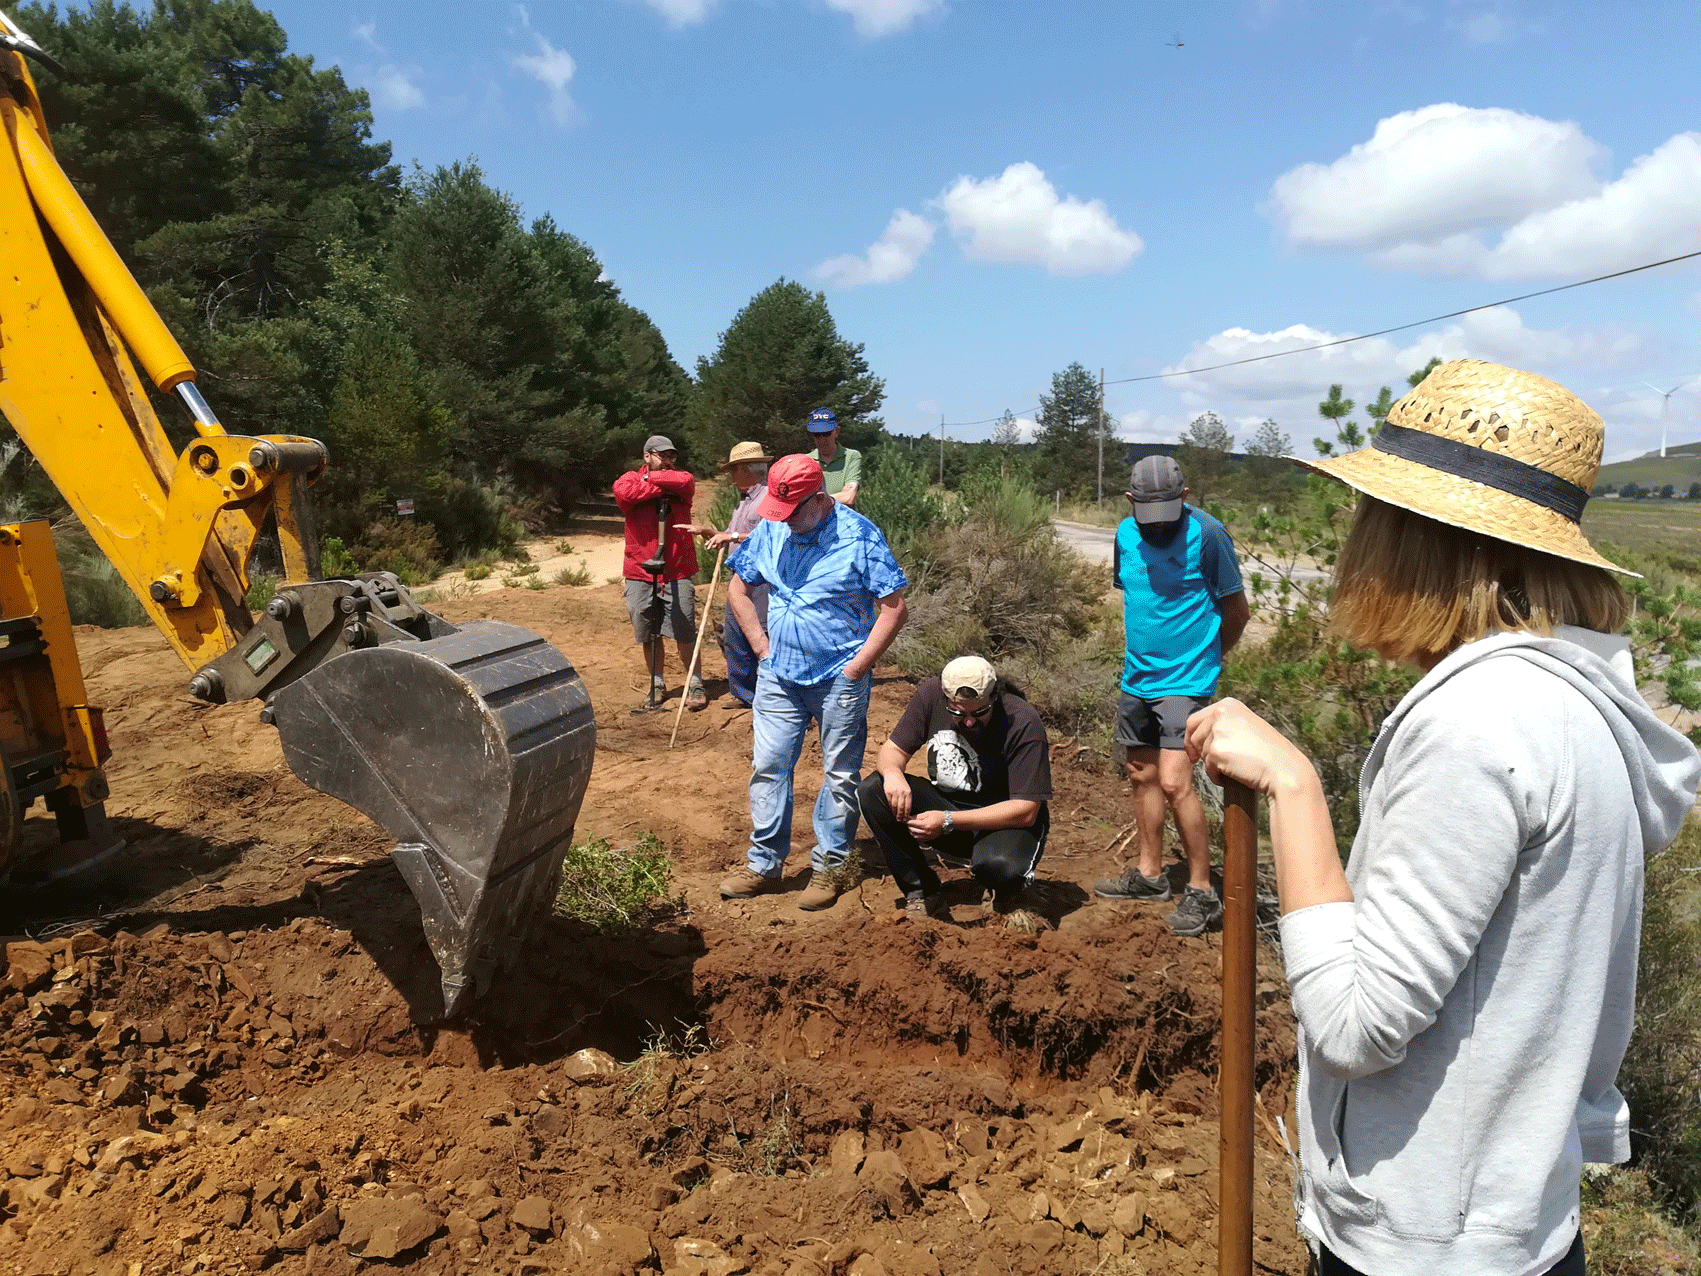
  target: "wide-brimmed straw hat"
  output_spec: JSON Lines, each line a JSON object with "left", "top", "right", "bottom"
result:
{"left": 1297, "top": 359, "right": 1631, "bottom": 575}
{"left": 719, "top": 441, "right": 772, "bottom": 470}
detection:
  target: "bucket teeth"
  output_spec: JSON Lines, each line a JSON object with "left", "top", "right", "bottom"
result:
{"left": 268, "top": 621, "right": 596, "bottom": 1018}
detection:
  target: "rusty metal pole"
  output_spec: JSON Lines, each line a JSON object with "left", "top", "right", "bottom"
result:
{"left": 1219, "top": 779, "right": 1258, "bottom": 1276}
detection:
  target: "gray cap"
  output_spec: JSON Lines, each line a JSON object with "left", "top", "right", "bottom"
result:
{"left": 644, "top": 435, "right": 676, "bottom": 453}
{"left": 1129, "top": 455, "right": 1185, "bottom": 524}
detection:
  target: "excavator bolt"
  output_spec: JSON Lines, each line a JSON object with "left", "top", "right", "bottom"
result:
{"left": 265, "top": 593, "right": 296, "bottom": 621}
{"left": 187, "top": 668, "right": 224, "bottom": 702}
{"left": 342, "top": 623, "right": 367, "bottom": 647}
{"left": 248, "top": 443, "right": 277, "bottom": 470}
{"left": 149, "top": 578, "right": 177, "bottom": 603}
{"left": 337, "top": 595, "right": 371, "bottom": 616}
{"left": 258, "top": 705, "right": 276, "bottom": 726}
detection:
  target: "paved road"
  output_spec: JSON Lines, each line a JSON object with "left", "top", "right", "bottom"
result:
{"left": 1052, "top": 519, "right": 1330, "bottom": 586}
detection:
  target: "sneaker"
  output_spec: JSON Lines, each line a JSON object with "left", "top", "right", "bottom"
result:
{"left": 1167, "top": 886, "right": 1223, "bottom": 938}
{"left": 719, "top": 867, "right": 780, "bottom": 899}
{"left": 684, "top": 680, "right": 708, "bottom": 711}
{"left": 797, "top": 870, "right": 844, "bottom": 911}
{"left": 630, "top": 677, "right": 667, "bottom": 715}
{"left": 1094, "top": 867, "right": 1173, "bottom": 901}
{"left": 903, "top": 890, "right": 951, "bottom": 921}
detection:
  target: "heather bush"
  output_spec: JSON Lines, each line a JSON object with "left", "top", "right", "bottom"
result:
{"left": 346, "top": 518, "right": 443, "bottom": 585}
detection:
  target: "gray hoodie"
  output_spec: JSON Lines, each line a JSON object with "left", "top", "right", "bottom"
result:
{"left": 1280, "top": 628, "right": 1700, "bottom": 1276}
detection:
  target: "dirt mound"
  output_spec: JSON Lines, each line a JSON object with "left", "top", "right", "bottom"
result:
{"left": 0, "top": 585, "right": 1308, "bottom": 1274}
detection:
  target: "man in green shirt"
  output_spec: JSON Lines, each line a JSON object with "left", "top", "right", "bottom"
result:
{"left": 806, "top": 407, "right": 861, "bottom": 507}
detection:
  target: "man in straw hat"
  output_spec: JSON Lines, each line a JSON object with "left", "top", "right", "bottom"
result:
{"left": 1186, "top": 360, "right": 1699, "bottom": 1276}
{"left": 678, "top": 441, "right": 773, "bottom": 707}
{"left": 720, "top": 455, "right": 908, "bottom": 911}
{"left": 1094, "top": 454, "right": 1250, "bottom": 938}
{"left": 859, "top": 655, "right": 1052, "bottom": 926}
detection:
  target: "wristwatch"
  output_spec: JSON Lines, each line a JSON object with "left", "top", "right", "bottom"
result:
{"left": 941, "top": 811, "right": 955, "bottom": 835}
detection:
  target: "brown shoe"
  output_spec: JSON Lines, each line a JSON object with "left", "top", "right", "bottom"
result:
{"left": 796, "top": 872, "right": 843, "bottom": 911}
{"left": 685, "top": 681, "right": 708, "bottom": 711}
{"left": 719, "top": 866, "right": 780, "bottom": 899}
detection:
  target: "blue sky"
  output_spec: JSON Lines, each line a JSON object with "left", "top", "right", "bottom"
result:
{"left": 258, "top": 0, "right": 1701, "bottom": 460}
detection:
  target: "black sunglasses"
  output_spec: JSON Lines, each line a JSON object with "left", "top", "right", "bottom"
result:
{"left": 946, "top": 701, "right": 993, "bottom": 723}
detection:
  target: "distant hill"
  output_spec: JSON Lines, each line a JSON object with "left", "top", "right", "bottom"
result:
{"left": 1595, "top": 442, "right": 1701, "bottom": 493}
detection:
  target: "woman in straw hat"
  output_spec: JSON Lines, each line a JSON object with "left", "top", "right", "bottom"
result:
{"left": 1187, "top": 361, "right": 1700, "bottom": 1276}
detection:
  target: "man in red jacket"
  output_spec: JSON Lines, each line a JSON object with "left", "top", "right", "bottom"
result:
{"left": 612, "top": 436, "right": 704, "bottom": 712}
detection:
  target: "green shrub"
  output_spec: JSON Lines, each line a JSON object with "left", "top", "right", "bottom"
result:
{"left": 1582, "top": 1166, "right": 1700, "bottom": 1275}
{"left": 464, "top": 563, "right": 492, "bottom": 581}
{"left": 245, "top": 572, "right": 278, "bottom": 612}
{"left": 554, "top": 563, "right": 593, "bottom": 586}
{"left": 52, "top": 522, "right": 146, "bottom": 629}
{"left": 1621, "top": 814, "right": 1701, "bottom": 1218}
{"left": 513, "top": 562, "right": 539, "bottom": 576}
{"left": 320, "top": 536, "right": 359, "bottom": 579}
{"left": 347, "top": 518, "right": 443, "bottom": 585}
{"left": 554, "top": 834, "right": 680, "bottom": 931}
{"left": 858, "top": 446, "right": 946, "bottom": 560}
{"left": 414, "top": 477, "right": 523, "bottom": 560}
{"left": 696, "top": 484, "right": 739, "bottom": 582}
{"left": 892, "top": 469, "right": 1102, "bottom": 673}
{"left": 524, "top": 575, "right": 547, "bottom": 590}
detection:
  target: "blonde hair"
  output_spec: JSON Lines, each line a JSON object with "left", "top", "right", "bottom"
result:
{"left": 1330, "top": 496, "right": 1630, "bottom": 665}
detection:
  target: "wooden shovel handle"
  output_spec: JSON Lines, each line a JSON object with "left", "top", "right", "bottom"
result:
{"left": 1219, "top": 779, "right": 1258, "bottom": 1276}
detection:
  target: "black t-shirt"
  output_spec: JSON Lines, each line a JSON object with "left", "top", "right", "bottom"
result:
{"left": 889, "top": 676, "right": 1052, "bottom": 806}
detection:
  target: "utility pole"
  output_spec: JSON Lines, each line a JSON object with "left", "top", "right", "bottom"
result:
{"left": 939, "top": 413, "right": 945, "bottom": 487}
{"left": 1097, "top": 368, "right": 1107, "bottom": 505}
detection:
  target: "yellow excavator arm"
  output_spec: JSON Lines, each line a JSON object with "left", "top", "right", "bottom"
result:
{"left": 0, "top": 30, "right": 596, "bottom": 1018}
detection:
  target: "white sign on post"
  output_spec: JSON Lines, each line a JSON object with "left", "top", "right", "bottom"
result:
{"left": 396, "top": 498, "right": 415, "bottom": 517}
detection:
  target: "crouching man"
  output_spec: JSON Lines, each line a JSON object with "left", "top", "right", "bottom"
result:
{"left": 857, "top": 656, "right": 1051, "bottom": 923}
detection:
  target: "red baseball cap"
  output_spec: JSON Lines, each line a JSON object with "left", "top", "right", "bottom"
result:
{"left": 755, "top": 455, "right": 825, "bottom": 520}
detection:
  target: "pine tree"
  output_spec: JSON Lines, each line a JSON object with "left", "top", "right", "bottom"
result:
{"left": 686, "top": 280, "right": 884, "bottom": 464}
{"left": 1032, "top": 362, "right": 1111, "bottom": 499}
{"left": 1243, "top": 419, "right": 1292, "bottom": 458}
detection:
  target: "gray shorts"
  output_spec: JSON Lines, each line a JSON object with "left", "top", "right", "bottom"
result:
{"left": 624, "top": 578, "right": 696, "bottom": 644}
{"left": 1115, "top": 693, "right": 1208, "bottom": 751}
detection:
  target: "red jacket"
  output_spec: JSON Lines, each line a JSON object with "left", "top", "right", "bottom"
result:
{"left": 612, "top": 466, "right": 697, "bottom": 582}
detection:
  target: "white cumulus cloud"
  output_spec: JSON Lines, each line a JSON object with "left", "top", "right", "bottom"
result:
{"left": 937, "top": 162, "right": 1144, "bottom": 277}
{"left": 813, "top": 209, "right": 935, "bottom": 287}
{"left": 1268, "top": 104, "right": 1602, "bottom": 251}
{"left": 514, "top": 9, "right": 577, "bottom": 126}
{"left": 643, "top": 0, "right": 716, "bottom": 26}
{"left": 1154, "top": 308, "right": 1659, "bottom": 451}
{"left": 351, "top": 20, "right": 425, "bottom": 111}
{"left": 1269, "top": 104, "right": 1701, "bottom": 279}
{"left": 371, "top": 66, "right": 425, "bottom": 111}
{"left": 826, "top": 0, "right": 945, "bottom": 38}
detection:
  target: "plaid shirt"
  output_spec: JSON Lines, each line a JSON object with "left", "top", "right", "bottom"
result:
{"left": 729, "top": 503, "right": 907, "bottom": 685}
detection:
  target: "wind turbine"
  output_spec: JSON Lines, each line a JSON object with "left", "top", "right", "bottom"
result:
{"left": 1643, "top": 377, "right": 1697, "bottom": 458}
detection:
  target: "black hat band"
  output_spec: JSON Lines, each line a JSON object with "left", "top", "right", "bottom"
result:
{"left": 1371, "top": 421, "right": 1589, "bottom": 523}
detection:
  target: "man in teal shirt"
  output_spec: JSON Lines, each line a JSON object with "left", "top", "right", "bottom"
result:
{"left": 806, "top": 407, "right": 861, "bottom": 507}
{"left": 1094, "top": 455, "right": 1249, "bottom": 937}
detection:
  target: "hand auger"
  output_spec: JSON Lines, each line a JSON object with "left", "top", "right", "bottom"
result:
{"left": 632, "top": 493, "right": 670, "bottom": 715}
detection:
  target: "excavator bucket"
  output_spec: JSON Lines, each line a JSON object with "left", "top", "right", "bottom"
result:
{"left": 266, "top": 620, "right": 596, "bottom": 1019}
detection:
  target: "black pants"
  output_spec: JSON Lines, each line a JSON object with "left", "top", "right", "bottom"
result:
{"left": 1319, "top": 1231, "right": 1583, "bottom": 1276}
{"left": 856, "top": 774, "right": 1048, "bottom": 900}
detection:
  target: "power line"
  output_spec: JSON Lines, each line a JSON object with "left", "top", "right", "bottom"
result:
{"left": 939, "top": 247, "right": 1701, "bottom": 431}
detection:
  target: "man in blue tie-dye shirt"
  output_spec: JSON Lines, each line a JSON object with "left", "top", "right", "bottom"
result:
{"left": 721, "top": 455, "right": 909, "bottom": 911}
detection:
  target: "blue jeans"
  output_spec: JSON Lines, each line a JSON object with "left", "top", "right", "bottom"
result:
{"left": 722, "top": 601, "right": 759, "bottom": 708}
{"left": 746, "top": 664, "right": 871, "bottom": 876}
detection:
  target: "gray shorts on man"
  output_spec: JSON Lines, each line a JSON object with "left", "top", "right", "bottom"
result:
{"left": 623, "top": 578, "right": 696, "bottom": 645}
